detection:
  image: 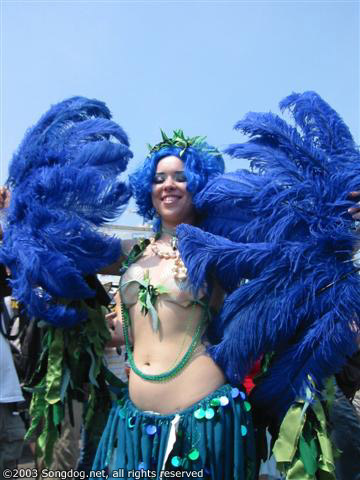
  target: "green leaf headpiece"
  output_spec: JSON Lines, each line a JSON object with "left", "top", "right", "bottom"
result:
{"left": 147, "top": 129, "right": 220, "bottom": 159}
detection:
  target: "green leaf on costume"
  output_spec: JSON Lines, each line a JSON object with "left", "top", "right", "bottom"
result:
{"left": 25, "top": 296, "right": 116, "bottom": 466}
{"left": 43, "top": 405, "right": 59, "bottom": 466}
{"left": 155, "top": 285, "right": 169, "bottom": 295}
{"left": 85, "top": 384, "right": 96, "bottom": 426}
{"left": 147, "top": 296, "right": 159, "bottom": 333}
{"left": 86, "top": 346, "right": 100, "bottom": 388}
{"left": 135, "top": 270, "right": 170, "bottom": 332}
{"left": 24, "top": 378, "right": 47, "bottom": 441}
{"left": 299, "top": 433, "right": 318, "bottom": 476}
{"left": 45, "top": 328, "right": 64, "bottom": 405}
{"left": 52, "top": 402, "right": 64, "bottom": 427}
{"left": 103, "top": 366, "right": 127, "bottom": 389}
{"left": 138, "top": 288, "right": 148, "bottom": 313}
{"left": 60, "top": 367, "right": 71, "bottom": 402}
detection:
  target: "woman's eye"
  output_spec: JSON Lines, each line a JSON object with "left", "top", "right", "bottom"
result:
{"left": 174, "top": 172, "right": 187, "bottom": 182}
{"left": 153, "top": 174, "right": 165, "bottom": 184}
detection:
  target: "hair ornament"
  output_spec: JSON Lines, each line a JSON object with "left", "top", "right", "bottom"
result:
{"left": 147, "top": 129, "right": 220, "bottom": 158}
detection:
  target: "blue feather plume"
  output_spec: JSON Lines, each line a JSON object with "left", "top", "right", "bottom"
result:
{"left": 1, "top": 97, "right": 132, "bottom": 327}
{"left": 178, "top": 91, "right": 360, "bottom": 418}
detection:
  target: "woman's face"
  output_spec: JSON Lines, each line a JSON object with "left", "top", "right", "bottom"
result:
{"left": 151, "top": 155, "right": 196, "bottom": 228}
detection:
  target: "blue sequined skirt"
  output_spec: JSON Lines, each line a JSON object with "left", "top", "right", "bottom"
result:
{"left": 93, "top": 384, "right": 256, "bottom": 479}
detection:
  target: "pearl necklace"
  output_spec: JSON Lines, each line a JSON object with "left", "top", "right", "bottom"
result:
{"left": 149, "top": 231, "right": 188, "bottom": 281}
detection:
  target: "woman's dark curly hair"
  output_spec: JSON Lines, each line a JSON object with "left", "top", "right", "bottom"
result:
{"left": 129, "top": 141, "right": 225, "bottom": 223}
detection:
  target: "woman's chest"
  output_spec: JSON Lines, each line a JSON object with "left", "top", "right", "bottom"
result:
{"left": 119, "top": 252, "right": 205, "bottom": 308}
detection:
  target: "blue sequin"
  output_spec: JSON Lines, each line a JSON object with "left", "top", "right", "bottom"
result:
{"left": 171, "top": 456, "right": 182, "bottom": 467}
{"left": 231, "top": 387, "right": 240, "bottom": 398}
{"left": 145, "top": 424, "right": 157, "bottom": 435}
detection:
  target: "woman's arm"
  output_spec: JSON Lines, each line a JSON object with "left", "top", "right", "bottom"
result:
{"left": 106, "top": 292, "right": 125, "bottom": 347}
{"left": 106, "top": 310, "right": 124, "bottom": 347}
{"left": 106, "top": 290, "right": 133, "bottom": 347}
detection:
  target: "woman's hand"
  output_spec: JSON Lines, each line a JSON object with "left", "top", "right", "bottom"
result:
{"left": 0, "top": 186, "right": 10, "bottom": 209}
{"left": 106, "top": 292, "right": 132, "bottom": 347}
{"left": 0, "top": 186, "right": 11, "bottom": 241}
{"left": 348, "top": 191, "right": 360, "bottom": 220}
{"left": 106, "top": 309, "right": 125, "bottom": 347}
{"left": 106, "top": 310, "right": 118, "bottom": 330}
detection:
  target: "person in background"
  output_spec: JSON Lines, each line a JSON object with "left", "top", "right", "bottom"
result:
{"left": 0, "top": 187, "right": 81, "bottom": 478}
{"left": 324, "top": 193, "right": 360, "bottom": 480}
{"left": 0, "top": 186, "right": 26, "bottom": 478}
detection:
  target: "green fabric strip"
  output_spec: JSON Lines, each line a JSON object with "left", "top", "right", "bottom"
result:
{"left": 25, "top": 297, "right": 115, "bottom": 467}
{"left": 273, "top": 397, "right": 335, "bottom": 480}
{"left": 45, "top": 328, "right": 64, "bottom": 404}
{"left": 312, "top": 399, "right": 335, "bottom": 474}
{"left": 273, "top": 403, "right": 306, "bottom": 462}
{"left": 103, "top": 366, "right": 127, "bottom": 390}
{"left": 24, "top": 378, "right": 46, "bottom": 441}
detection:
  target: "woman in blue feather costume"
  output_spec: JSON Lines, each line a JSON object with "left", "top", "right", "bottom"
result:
{"left": 93, "top": 130, "right": 257, "bottom": 479}
{"left": 1, "top": 91, "right": 359, "bottom": 479}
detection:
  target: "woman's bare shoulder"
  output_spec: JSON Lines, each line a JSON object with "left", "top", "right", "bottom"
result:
{"left": 99, "top": 238, "right": 139, "bottom": 275}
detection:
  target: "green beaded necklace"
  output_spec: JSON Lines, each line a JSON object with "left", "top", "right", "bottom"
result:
{"left": 119, "top": 237, "right": 209, "bottom": 383}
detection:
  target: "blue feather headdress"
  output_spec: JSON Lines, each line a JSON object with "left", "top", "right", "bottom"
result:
{"left": 177, "top": 91, "right": 360, "bottom": 418}
{"left": 1, "top": 96, "right": 132, "bottom": 327}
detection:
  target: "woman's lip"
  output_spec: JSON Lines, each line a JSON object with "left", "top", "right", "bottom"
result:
{"left": 162, "top": 195, "right": 181, "bottom": 204}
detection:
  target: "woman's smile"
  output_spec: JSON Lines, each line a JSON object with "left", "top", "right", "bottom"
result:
{"left": 162, "top": 194, "right": 181, "bottom": 205}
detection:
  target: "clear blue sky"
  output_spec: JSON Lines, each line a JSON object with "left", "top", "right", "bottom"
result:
{"left": 1, "top": 0, "right": 359, "bottom": 225}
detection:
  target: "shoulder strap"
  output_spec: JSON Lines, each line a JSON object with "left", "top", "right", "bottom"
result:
{"left": 119, "top": 238, "right": 150, "bottom": 275}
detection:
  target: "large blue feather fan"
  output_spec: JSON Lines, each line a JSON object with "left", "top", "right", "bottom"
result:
{"left": 1, "top": 97, "right": 132, "bottom": 327}
{"left": 177, "top": 91, "right": 360, "bottom": 418}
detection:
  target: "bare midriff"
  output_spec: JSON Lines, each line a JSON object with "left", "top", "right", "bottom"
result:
{"left": 127, "top": 299, "right": 226, "bottom": 414}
